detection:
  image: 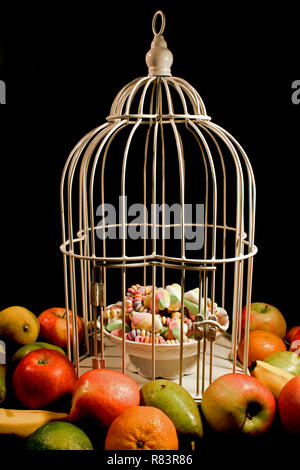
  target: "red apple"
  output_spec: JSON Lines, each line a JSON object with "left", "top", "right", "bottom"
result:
{"left": 201, "top": 373, "right": 276, "bottom": 435}
{"left": 286, "top": 326, "right": 300, "bottom": 344}
{"left": 290, "top": 331, "right": 300, "bottom": 354}
{"left": 12, "top": 349, "right": 76, "bottom": 409}
{"left": 278, "top": 375, "right": 300, "bottom": 434}
{"left": 69, "top": 368, "right": 140, "bottom": 428}
{"left": 38, "top": 307, "right": 84, "bottom": 349}
{"left": 241, "top": 302, "right": 286, "bottom": 339}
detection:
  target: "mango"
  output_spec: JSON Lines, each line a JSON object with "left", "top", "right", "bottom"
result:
{"left": 140, "top": 379, "right": 203, "bottom": 439}
{"left": 0, "top": 306, "right": 40, "bottom": 345}
{"left": 12, "top": 342, "right": 66, "bottom": 364}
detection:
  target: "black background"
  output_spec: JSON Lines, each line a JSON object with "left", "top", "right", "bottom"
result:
{"left": 0, "top": 2, "right": 299, "bottom": 327}
{"left": 0, "top": 1, "right": 299, "bottom": 458}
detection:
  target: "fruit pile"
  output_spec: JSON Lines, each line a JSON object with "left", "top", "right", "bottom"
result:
{"left": 0, "top": 300, "right": 299, "bottom": 451}
{"left": 104, "top": 283, "right": 229, "bottom": 344}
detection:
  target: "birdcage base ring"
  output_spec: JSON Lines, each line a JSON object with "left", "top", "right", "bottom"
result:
{"left": 78, "top": 331, "right": 244, "bottom": 401}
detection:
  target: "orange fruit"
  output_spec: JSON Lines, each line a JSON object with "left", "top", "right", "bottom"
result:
{"left": 104, "top": 406, "right": 179, "bottom": 450}
{"left": 238, "top": 329, "right": 286, "bottom": 366}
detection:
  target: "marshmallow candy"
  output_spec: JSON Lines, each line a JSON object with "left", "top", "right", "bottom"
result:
{"left": 166, "top": 283, "right": 181, "bottom": 312}
{"left": 131, "top": 311, "right": 163, "bottom": 332}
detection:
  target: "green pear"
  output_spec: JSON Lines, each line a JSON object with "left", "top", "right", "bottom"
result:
{"left": 12, "top": 342, "right": 66, "bottom": 364}
{"left": 264, "top": 351, "right": 300, "bottom": 376}
{"left": 140, "top": 379, "right": 203, "bottom": 438}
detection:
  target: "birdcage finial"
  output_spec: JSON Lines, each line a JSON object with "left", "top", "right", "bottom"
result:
{"left": 146, "top": 10, "right": 173, "bottom": 76}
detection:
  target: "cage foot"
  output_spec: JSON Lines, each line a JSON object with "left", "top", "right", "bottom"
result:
{"left": 92, "top": 357, "right": 106, "bottom": 369}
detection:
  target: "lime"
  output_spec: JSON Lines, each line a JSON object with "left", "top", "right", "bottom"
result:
{"left": 25, "top": 421, "right": 93, "bottom": 450}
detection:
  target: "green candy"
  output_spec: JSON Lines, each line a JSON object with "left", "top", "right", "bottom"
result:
{"left": 159, "top": 325, "right": 169, "bottom": 339}
{"left": 183, "top": 298, "right": 205, "bottom": 316}
{"left": 106, "top": 320, "right": 130, "bottom": 333}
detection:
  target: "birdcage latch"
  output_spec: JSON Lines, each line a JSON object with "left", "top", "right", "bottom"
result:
{"left": 194, "top": 313, "right": 205, "bottom": 340}
{"left": 194, "top": 313, "right": 219, "bottom": 342}
{"left": 91, "top": 282, "right": 104, "bottom": 307}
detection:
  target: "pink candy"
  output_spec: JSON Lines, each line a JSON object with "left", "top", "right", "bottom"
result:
{"left": 131, "top": 312, "right": 162, "bottom": 332}
{"left": 111, "top": 329, "right": 123, "bottom": 337}
{"left": 134, "top": 334, "right": 165, "bottom": 344}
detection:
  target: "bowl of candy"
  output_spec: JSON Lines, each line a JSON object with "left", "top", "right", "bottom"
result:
{"left": 103, "top": 284, "right": 229, "bottom": 379}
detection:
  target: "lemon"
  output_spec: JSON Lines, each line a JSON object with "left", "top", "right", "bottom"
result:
{"left": 25, "top": 421, "right": 93, "bottom": 450}
{"left": 0, "top": 306, "right": 40, "bottom": 344}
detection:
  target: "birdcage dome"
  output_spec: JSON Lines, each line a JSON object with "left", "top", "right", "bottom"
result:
{"left": 107, "top": 75, "right": 210, "bottom": 123}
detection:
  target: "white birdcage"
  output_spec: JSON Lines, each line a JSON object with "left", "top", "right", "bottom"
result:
{"left": 60, "top": 10, "right": 257, "bottom": 401}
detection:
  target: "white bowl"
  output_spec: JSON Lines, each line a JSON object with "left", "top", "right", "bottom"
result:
{"left": 104, "top": 329, "right": 229, "bottom": 380}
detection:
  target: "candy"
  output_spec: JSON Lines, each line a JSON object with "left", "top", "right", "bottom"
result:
{"left": 131, "top": 329, "right": 137, "bottom": 339}
{"left": 167, "top": 319, "right": 188, "bottom": 341}
{"left": 106, "top": 319, "right": 123, "bottom": 332}
{"left": 111, "top": 329, "right": 123, "bottom": 337}
{"left": 104, "top": 283, "right": 228, "bottom": 345}
{"left": 216, "top": 307, "right": 229, "bottom": 328}
{"left": 131, "top": 312, "right": 163, "bottom": 332}
{"left": 143, "top": 293, "right": 152, "bottom": 308}
{"left": 166, "top": 283, "right": 181, "bottom": 311}
{"left": 144, "top": 288, "right": 170, "bottom": 313}
{"left": 104, "top": 305, "right": 123, "bottom": 321}
{"left": 171, "top": 312, "right": 181, "bottom": 320}
{"left": 125, "top": 331, "right": 133, "bottom": 341}
{"left": 133, "top": 334, "right": 165, "bottom": 344}
{"left": 166, "top": 339, "right": 175, "bottom": 344}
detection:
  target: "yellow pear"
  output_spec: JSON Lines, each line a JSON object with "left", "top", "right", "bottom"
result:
{"left": 0, "top": 306, "right": 40, "bottom": 344}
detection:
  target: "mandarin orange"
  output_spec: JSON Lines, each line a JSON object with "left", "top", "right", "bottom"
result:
{"left": 238, "top": 329, "right": 286, "bottom": 367}
{"left": 104, "top": 406, "right": 179, "bottom": 450}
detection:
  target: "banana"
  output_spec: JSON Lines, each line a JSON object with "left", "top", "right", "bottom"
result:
{"left": 0, "top": 365, "right": 6, "bottom": 404}
{"left": 249, "top": 360, "right": 294, "bottom": 399}
{"left": 0, "top": 408, "right": 69, "bottom": 438}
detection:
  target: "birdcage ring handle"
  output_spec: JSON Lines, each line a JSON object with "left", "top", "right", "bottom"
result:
{"left": 152, "top": 10, "right": 166, "bottom": 36}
